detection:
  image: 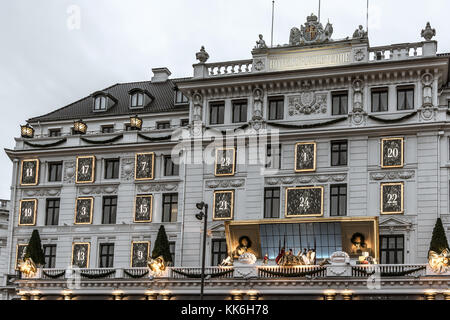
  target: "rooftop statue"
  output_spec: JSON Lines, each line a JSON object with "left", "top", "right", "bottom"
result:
{"left": 195, "top": 46, "right": 209, "bottom": 63}
{"left": 353, "top": 25, "right": 367, "bottom": 39}
{"left": 289, "top": 13, "right": 333, "bottom": 46}
{"left": 421, "top": 22, "right": 436, "bottom": 41}
{"left": 255, "top": 34, "right": 268, "bottom": 49}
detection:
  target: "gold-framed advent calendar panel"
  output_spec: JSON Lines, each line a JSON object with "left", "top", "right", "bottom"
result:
{"left": 380, "top": 182, "right": 404, "bottom": 215}
{"left": 295, "top": 142, "right": 316, "bottom": 172}
{"left": 381, "top": 137, "right": 404, "bottom": 168}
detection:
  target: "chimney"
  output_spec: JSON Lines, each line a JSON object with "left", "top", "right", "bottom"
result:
{"left": 151, "top": 67, "right": 171, "bottom": 83}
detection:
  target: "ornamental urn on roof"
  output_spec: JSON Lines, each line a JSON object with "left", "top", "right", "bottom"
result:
{"left": 195, "top": 46, "right": 209, "bottom": 63}
{"left": 421, "top": 22, "right": 436, "bottom": 41}
{"left": 289, "top": 13, "right": 333, "bottom": 46}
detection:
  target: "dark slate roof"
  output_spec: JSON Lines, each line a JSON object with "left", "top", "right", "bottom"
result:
{"left": 28, "top": 79, "right": 189, "bottom": 123}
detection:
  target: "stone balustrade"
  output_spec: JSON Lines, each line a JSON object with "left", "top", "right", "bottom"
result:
{"left": 368, "top": 42, "right": 426, "bottom": 61}
{"left": 204, "top": 59, "right": 253, "bottom": 77}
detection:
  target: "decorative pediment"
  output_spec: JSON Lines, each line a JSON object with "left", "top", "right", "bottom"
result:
{"left": 379, "top": 216, "right": 413, "bottom": 231}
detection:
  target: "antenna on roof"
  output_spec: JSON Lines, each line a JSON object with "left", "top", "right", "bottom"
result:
{"left": 318, "top": 0, "right": 321, "bottom": 21}
{"left": 271, "top": 0, "right": 275, "bottom": 47}
{"left": 366, "top": 0, "right": 369, "bottom": 36}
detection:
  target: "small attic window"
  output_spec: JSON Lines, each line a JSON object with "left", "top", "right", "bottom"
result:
{"left": 94, "top": 96, "right": 107, "bottom": 111}
{"left": 131, "top": 92, "right": 144, "bottom": 108}
{"left": 175, "top": 90, "right": 188, "bottom": 104}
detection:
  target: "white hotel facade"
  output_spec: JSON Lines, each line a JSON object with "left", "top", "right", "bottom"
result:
{"left": 2, "top": 15, "right": 450, "bottom": 300}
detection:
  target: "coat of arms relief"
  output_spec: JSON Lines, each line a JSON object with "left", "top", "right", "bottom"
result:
{"left": 288, "top": 86, "right": 327, "bottom": 116}
{"left": 289, "top": 13, "right": 333, "bottom": 46}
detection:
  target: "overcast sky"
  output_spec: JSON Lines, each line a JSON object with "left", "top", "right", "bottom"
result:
{"left": 0, "top": 0, "right": 449, "bottom": 199}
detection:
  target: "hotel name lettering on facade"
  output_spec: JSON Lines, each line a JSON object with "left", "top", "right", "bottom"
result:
{"left": 268, "top": 46, "right": 352, "bottom": 72}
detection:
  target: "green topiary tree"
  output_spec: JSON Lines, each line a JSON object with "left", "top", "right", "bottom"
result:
{"left": 152, "top": 225, "right": 173, "bottom": 264}
{"left": 24, "top": 229, "right": 45, "bottom": 266}
{"left": 429, "top": 218, "right": 449, "bottom": 253}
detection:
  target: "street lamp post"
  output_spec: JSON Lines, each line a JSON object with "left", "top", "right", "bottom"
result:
{"left": 195, "top": 201, "right": 208, "bottom": 301}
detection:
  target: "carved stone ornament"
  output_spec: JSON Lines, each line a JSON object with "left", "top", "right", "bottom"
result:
{"left": 421, "top": 22, "right": 436, "bottom": 41}
{"left": 206, "top": 179, "right": 245, "bottom": 189}
{"left": 288, "top": 89, "right": 327, "bottom": 116}
{"left": 265, "top": 174, "right": 346, "bottom": 186}
{"left": 120, "top": 157, "right": 134, "bottom": 181}
{"left": 192, "top": 92, "right": 203, "bottom": 122}
{"left": 369, "top": 170, "right": 415, "bottom": 181}
{"left": 354, "top": 49, "right": 365, "bottom": 61}
{"left": 23, "top": 188, "right": 61, "bottom": 198}
{"left": 350, "top": 78, "right": 367, "bottom": 126}
{"left": 419, "top": 73, "right": 436, "bottom": 121}
{"left": 195, "top": 46, "right": 209, "bottom": 63}
{"left": 253, "top": 58, "right": 265, "bottom": 72}
{"left": 137, "top": 183, "right": 178, "bottom": 193}
{"left": 78, "top": 185, "right": 118, "bottom": 195}
{"left": 252, "top": 87, "right": 264, "bottom": 120}
{"left": 289, "top": 13, "right": 333, "bottom": 46}
{"left": 63, "top": 161, "right": 76, "bottom": 183}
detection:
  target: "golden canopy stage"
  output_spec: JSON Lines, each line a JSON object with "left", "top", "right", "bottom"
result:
{"left": 225, "top": 217, "right": 379, "bottom": 261}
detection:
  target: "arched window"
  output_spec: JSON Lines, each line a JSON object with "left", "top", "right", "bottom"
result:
{"left": 131, "top": 92, "right": 144, "bottom": 108}
{"left": 94, "top": 96, "right": 107, "bottom": 110}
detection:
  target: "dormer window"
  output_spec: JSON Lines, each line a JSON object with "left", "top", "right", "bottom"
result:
{"left": 94, "top": 96, "right": 107, "bottom": 111}
{"left": 131, "top": 92, "right": 144, "bottom": 108}
{"left": 175, "top": 90, "right": 188, "bottom": 104}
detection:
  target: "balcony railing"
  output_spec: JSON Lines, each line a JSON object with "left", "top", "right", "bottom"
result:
{"left": 205, "top": 59, "right": 253, "bottom": 77}
{"left": 368, "top": 42, "right": 424, "bottom": 62}
{"left": 30, "top": 264, "right": 432, "bottom": 282}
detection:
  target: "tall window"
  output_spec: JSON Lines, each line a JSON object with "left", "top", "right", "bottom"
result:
{"left": 94, "top": 96, "right": 107, "bottom": 111}
{"left": 164, "top": 156, "right": 179, "bottom": 176}
{"left": 131, "top": 92, "right": 144, "bottom": 108}
{"left": 157, "top": 121, "right": 171, "bottom": 129}
{"left": 380, "top": 235, "right": 404, "bottom": 264}
{"left": 397, "top": 87, "right": 414, "bottom": 110}
{"left": 266, "top": 143, "right": 281, "bottom": 169}
{"left": 331, "top": 140, "right": 348, "bottom": 166}
{"left": 232, "top": 101, "right": 247, "bottom": 123}
{"left": 264, "top": 187, "right": 280, "bottom": 218}
{"left": 104, "top": 159, "right": 120, "bottom": 179}
{"left": 48, "top": 162, "right": 63, "bottom": 182}
{"left": 102, "top": 196, "right": 117, "bottom": 224}
{"left": 371, "top": 88, "right": 388, "bottom": 112}
{"left": 211, "top": 239, "right": 228, "bottom": 266}
{"left": 332, "top": 92, "right": 348, "bottom": 115}
{"left": 330, "top": 184, "right": 347, "bottom": 217}
{"left": 175, "top": 91, "right": 188, "bottom": 104}
{"left": 99, "top": 243, "right": 115, "bottom": 268}
{"left": 268, "top": 97, "right": 284, "bottom": 120}
{"left": 162, "top": 194, "right": 178, "bottom": 222}
{"left": 45, "top": 198, "right": 60, "bottom": 226}
{"left": 48, "top": 129, "right": 61, "bottom": 137}
{"left": 210, "top": 102, "right": 225, "bottom": 125}
{"left": 169, "top": 241, "right": 176, "bottom": 265}
{"left": 43, "top": 244, "right": 57, "bottom": 268}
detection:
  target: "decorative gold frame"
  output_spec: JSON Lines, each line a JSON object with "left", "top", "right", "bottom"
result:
{"left": 74, "top": 197, "right": 94, "bottom": 225}
{"left": 294, "top": 142, "right": 317, "bottom": 172}
{"left": 71, "top": 242, "right": 91, "bottom": 268}
{"left": 15, "top": 244, "right": 27, "bottom": 270}
{"left": 130, "top": 241, "right": 151, "bottom": 268}
{"left": 18, "top": 199, "right": 37, "bottom": 226}
{"left": 75, "top": 156, "right": 96, "bottom": 184}
{"left": 381, "top": 137, "right": 404, "bottom": 169}
{"left": 134, "top": 152, "right": 155, "bottom": 181}
{"left": 133, "top": 195, "right": 153, "bottom": 223}
{"left": 224, "top": 216, "right": 380, "bottom": 262}
{"left": 213, "top": 190, "right": 235, "bottom": 221}
{"left": 284, "top": 186, "right": 324, "bottom": 218}
{"left": 380, "top": 182, "right": 404, "bottom": 215}
{"left": 214, "top": 147, "right": 236, "bottom": 177}
{"left": 20, "top": 159, "right": 39, "bottom": 186}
